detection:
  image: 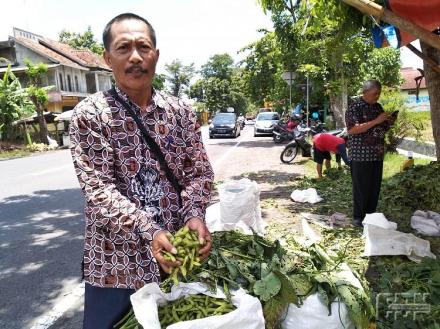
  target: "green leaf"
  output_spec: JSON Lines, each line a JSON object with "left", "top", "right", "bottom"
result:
{"left": 263, "top": 296, "right": 286, "bottom": 329}
{"left": 254, "top": 272, "right": 282, "bottom": 301}
{"left": 337, "top": 284, "right": 370, "bottom": 329}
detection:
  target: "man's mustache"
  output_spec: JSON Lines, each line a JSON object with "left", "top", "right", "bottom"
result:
{"left": 125, "top": 65, "right": 149, "bottom": 74}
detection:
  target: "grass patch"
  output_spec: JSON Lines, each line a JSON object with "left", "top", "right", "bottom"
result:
{"left": 0, "top": 148, "right": 33, "bottom": 160}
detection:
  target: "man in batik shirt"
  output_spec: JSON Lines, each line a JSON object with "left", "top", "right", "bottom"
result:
{"left": 345, "top": 80, "right": 394, "bottom": 227}
{"left": 70, "top": 13, "right": 214, "bottom": 328}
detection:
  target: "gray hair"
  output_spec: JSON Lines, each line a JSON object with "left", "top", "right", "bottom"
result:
{"left": 362, "top": 80, "right": 382, "bottom": 93}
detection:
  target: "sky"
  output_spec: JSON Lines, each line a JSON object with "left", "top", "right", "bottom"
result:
{"left": 0, "top": 0, "right": 274, "bottom": 74}
{"left": 1, "top": 0, "right": 423, "bottom": 75}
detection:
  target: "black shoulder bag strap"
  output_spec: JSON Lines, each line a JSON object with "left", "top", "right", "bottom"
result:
{"left": 108, "top": 87, "right": 183, "bottom": 208}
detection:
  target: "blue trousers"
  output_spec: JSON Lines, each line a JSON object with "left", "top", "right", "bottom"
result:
{"left": 83, "top": 283, "right": 135, "bottom": 329}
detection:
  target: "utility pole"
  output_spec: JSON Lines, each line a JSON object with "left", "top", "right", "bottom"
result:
{"left": 306, "top": 75, "right": 309, "bottom": 127}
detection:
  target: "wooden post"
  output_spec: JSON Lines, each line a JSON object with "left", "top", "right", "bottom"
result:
{"left": 406, "top": 44, "right": 440, "bottom": 75}
{"left": 341, "top": 0, "right": 440, "bottom": 51}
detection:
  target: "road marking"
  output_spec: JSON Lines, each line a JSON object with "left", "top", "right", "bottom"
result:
{"left": 212, "top": 139, "right": 242, "bottom": 168}
{"left": 25, "top": 164, "right": 74, "bottom": 178}
{"left": 29, "top": 282, "right": 84, "bottom": 329}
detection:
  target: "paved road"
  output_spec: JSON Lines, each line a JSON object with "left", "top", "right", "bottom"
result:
{"left": 0, "top": 124, "right": 298, "bottom": 328}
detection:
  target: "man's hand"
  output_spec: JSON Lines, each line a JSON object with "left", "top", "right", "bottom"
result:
{"left": 186, "top": 217, "right": 212, "bottom": 260}
{"left": 151, "top": 231, "right": 180, "bottom": 274}
{"left": 374, "top": 112, "right": 389, "bottom": 125}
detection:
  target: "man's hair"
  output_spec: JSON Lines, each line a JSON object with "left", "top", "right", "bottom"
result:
{"left": 102, "top": 13, "right": 156, "bottom": 51}
{"left": 362, "top": 80, "right": 382, "bottom": 93}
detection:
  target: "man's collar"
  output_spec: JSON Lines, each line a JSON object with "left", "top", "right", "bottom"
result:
{"left": 114, "top": 85, "right": 162, "bottom": 113}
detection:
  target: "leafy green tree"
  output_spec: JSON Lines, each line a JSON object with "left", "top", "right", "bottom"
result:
{"left": 25, "top": 60, "right": 53, "bottom": 144}
{"left": 190, "top": 55, "right": 248, "bottom": 114}
{"left": 153, "top": 73, "right": 166, "bottom": 91}
{"left": 240, "top": 32, "right": 288, "bottom": 110}
{"left": 164, "top": 59, "right": 195, "bottom": 97}
{"left": 360, "top": 47, "right": 402, "bottom": 88}
{"left": 201, "top": 54, "right": 234, "bottom": 81}
{"left": 0, "top": 66, "right": 34, "bottom": 140}
{"left": 257, "top": 0, "right": 371, "bottom": 127}
{"left": 257, "top": 0, "right": 403, "bottom": 129}
{"left": 58, "top": 26, "right": 104, "bottom": 55}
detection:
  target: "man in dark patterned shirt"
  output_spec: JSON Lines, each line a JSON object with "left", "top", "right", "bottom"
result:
{"left": 69, "top": 13, "right": 214, "bottom": 328}
{"left": 345, "top": 80, "right": 394, "bottom": 227}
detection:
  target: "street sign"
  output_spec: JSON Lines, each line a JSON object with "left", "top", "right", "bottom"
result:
{"left": 282, "top": 72, "right": 296, "bottom": 108}
{"left": 281, "top": 71, "right": 296, "bottom": 86}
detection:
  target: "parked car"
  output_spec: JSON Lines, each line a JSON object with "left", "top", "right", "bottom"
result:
{"left": 254, "top": 112, "right": 280, "bottom": 136}
{"left": 258, "top": 108, "right": 274, "bottom": 114}
{"left": 209, "top": 113, "right": 241, "bottom": 138}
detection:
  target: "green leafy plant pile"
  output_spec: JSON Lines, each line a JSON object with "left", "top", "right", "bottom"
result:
{"left": 295, "top": 167, "right": 353, "bottom": 216}
{"left": 373, "top": 257, "right": 440, "bottom": 329}
{"left": 162, "top": 231, "right": 374, "bottom": 329}
{"left": 379, "top": 162, "right": 440, "bottom": 232}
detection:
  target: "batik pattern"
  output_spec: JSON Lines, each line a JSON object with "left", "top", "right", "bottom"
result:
{"left": 70, "top": 86, "right": 214, "bottom": 289}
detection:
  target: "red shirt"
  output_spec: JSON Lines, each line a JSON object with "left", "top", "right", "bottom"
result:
{"left": 313, "top": 133, "right": 345, "bottom": 153}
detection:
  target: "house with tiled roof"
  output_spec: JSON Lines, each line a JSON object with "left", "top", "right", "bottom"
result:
{"left": 400, "top": 67, "right": 430, "bottom": 112}
{"left": 0, "top": 27, "right": 112, "bottom": 113}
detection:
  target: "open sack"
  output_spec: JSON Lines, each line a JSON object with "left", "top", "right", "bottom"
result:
{"left": 205, "top": 178, "right": 265, "bottom": 234}
{"left": 130, "top": 282, "right": 265, "bottom": 329}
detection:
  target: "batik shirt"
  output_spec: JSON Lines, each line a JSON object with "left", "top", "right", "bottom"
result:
{"left": 345, "top": 98, "right": 390, "bottom": 161}
{"left": 70, "top": 86, "right": 214, "bottom": 289}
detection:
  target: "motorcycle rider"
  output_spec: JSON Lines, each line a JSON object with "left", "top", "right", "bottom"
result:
{"left": 237, "top": 113, "right": 245, "bottom": 128}
{"left": 312, "top": 132, "right": 350, "bottom": 178}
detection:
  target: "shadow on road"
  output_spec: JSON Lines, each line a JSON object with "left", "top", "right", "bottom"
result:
{"left": 0, "top": 188, "right": 85, "bottom": 329}
{"left": 227, "top": 169, "right": 303, "bottom": 200}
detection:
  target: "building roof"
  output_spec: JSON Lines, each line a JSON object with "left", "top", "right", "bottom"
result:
{"left": 41, "top": 38, "right": 110, "bottom": 71}
{"left": 401, "top": 67, "right": 426, "bottom": 90}
{"left": 14, "top": 37, "right": 85, "bottom": 70}
{"left": 10, "top": 27, "right": 110, "bottom": 72}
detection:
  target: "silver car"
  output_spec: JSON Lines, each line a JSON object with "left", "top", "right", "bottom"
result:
{"left": 253, "top": 112, "right": 280, "bottom": 136}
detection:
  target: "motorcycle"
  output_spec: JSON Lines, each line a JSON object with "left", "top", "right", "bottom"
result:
{"left": 272, "top": 118, "right": 302, "bottom": 143}
{"left": 280, "top": 125, "right": 342, "bottom": 164}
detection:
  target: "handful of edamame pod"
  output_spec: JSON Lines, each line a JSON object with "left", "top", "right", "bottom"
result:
{"left": 159, "top": 294, "right": 236, "bottom": 328}
{"left": 163, "top": 226, "right": 203, "bottom": 284}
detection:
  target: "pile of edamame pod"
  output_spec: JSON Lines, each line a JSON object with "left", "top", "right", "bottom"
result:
{"left": 115, "top": 226, "right": 236, "bottom": 329}
{"left": 159, "top": 294, "right": 236, "bottom": 327}
{"left": 163, "top": 226, "right": 202, "bottom": 284}
{"left": 113, "top": 294, "right": 236, "bottom": 329}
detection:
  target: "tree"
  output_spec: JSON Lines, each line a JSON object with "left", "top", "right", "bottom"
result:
{"left": 257, "top": 0, "right": 402, "bottom": 128}
{"left": 360, "top": 47, "right": 402, "bottom": 88}
{"left": 153, "top": 73, "right": 166, "bottom": 91}
{"left": 420, "top": 42, "right": 440, "bottom": 160}
{"left": 190, "top": 54, "right": 249, "bottom": 114}
{"left": 25, "top": 60, "right": 52, "bottom": 144}
{"left": 201, "top": 54, "right": 234, "bottom": 80}
{"left": 58, "top": 26, "right": 104, "bottom": 55}
{"left": 0, "top": 66, "right": 34, "bottom": 140}
{"left": 240, "top": 32, "right": 288, "bottom": 110}
{"left": 164, "top": 59, "right": 195, "bottom": 97}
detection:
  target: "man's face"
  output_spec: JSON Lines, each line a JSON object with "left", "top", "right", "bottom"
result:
{"left": 363, "top": 88, "right": 381, "bottom": 105}
{"left": 104, "top": 19, "right": 159, "bottom": 93}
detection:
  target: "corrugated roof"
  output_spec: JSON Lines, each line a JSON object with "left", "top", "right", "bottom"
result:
{"left": 401, "top": 67, "right": 426, "bottom": 90}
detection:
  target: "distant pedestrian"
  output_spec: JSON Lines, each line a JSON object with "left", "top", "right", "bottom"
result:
{"left": 69, "top": 13, "right": 214, "bottom": 328}
{"left": 312, "top": 133, "right": 349, "bottom": 178}
{"left": 345, "top": 80, "right": 395, "bottom": 227}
